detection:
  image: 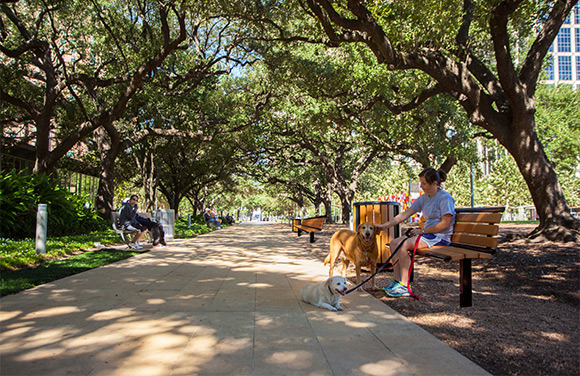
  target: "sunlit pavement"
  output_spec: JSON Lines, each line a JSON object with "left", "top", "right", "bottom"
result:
{"left": 0, "top": 222, "right": 489, "bottom": 376}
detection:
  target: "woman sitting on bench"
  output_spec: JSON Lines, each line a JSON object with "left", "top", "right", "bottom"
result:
{"left": 376, "top": 168, "right": 455, "bottom": 298}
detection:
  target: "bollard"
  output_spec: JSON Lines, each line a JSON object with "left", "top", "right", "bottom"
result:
{"left": 188, "top": 214, "right": 191, "bottom": 229}
{"left": 35, "top": 203, "right": 48, "bottom": 254}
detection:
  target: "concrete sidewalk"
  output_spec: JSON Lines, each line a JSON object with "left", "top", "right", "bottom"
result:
{"left": 0, "top": 222, "right": 489, "bottom": 376}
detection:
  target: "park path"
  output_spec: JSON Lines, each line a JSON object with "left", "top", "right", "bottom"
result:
{"left": 0, "top": 222, "right": 489, "bottom": 376}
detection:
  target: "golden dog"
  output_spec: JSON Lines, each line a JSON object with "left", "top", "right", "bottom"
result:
{"left": 324, "top": 222, "right": 379, "bottom": 290}
{"left": 301, "top": 276, "right": 347, "bottom": 311}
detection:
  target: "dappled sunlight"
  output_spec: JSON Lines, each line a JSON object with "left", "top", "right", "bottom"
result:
{"left": 266, "top": 350, "right": 314, "bottom": 369}
{"left": 527, "top": 330, "right": 569, "bottom": 343}
{"left": 0, "top": 222, "right": 487, "bottom": 375}
{"left": 360, "top": 359, "right": 409, "bottom": 376}
{"left": 22, "top": 306, "right": 82, "bottom": 319}
{"left": 415, "top": 313, "right": 477, "bottom": 329}
{"left": 0, "top": 310, "right": 22, "bottom": 321}
{"left": 87, "top": 308, "right": 134, "bottom": 321}
{"left": 237, "top": 282, "right": 273, "bottom": 288}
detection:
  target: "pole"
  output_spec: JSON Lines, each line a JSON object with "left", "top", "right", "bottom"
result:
{"left": 470, "top": 164, "right": 474, "bottom": 208}
{"left": 35, "top": 204, "right": 48, "bottom": 254}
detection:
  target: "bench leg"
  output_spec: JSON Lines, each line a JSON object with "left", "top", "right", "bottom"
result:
{"left": 309, "top": 232, "right": 315, "bottom": 243}
{"left": 298, "top": 229, "right": 302, "bottom": 236}
{"left": 460, "top": 259, "right": 472, "bottom": 307}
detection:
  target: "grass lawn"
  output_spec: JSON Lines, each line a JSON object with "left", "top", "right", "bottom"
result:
{"left": 0, "top": 248, "right": 143, "bottom": 296}
{"left": 0, "top": 230, "right": 143, "bottom": 296}
{"left": 0, "top": 220, "right": 218, "bottom": 297}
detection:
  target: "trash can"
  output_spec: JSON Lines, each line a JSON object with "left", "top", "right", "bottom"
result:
{"left": 155, "top": 209, "right": 175, "bottom": 240}
{"left": 353, "top": 201, "right": 401, "bottom": 263}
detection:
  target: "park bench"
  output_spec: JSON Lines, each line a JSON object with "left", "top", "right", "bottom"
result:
{"left": 415, "top": 206, "right": 505, "bottom": 307}
{"left": 291, "top": 216, "right": 326, "bottom": 243}
{"left": 111, "top": 211, "right": 138, "bottom": 245}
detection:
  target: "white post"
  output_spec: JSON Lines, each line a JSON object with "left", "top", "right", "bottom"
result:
{"left": 35, "top": 204, "right": 48, "bottom": 254}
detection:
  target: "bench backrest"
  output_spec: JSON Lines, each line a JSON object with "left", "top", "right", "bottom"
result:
{"left": 451, "top": 207, "right": 505, "bottom": 254}
{"left": 293, "top": 216, "right": 325, "bottom": 231}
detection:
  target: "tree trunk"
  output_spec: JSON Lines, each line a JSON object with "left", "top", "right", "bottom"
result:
{"left": 336, "top": 190, "right": 354, "bottom": 225}
{"left": 501, "top": 120, "right": 579, "bottom": 241}
{"left": 95, "top": 127, "right": 121, "bottom": 217}
{"left": 139, "top": 150, "right": 157, "bottom": 213}
{"left": 323, "top": 181, "right": 334, "bottom": 223}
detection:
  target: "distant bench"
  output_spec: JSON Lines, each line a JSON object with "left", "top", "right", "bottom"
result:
{"left": 291, "top": 216, "right": 326, "bottom": 243}
{"left": 415, "top": 206, "right": 505, "bottom": 307}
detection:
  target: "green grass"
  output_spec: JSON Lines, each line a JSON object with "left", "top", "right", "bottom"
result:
{"left": 0, "top": 230, "right": 120, "bottom": 270}
{"left": 0, "top": 221, "right": 220, "bottom": 296}
{"left": 0, "top": 249, "right": 142, "bottom": 296}
{"left": 0, "top": 230, "right": 141, "bottom": 296}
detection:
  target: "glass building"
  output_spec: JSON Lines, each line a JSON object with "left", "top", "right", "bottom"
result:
{"left": 543, "top": 5, "right": 580, "bottom": 88}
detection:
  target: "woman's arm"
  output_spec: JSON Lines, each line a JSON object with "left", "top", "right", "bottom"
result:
{"left": 375, "top": 207, "right": 417, "bottom": 231}
{"left": 408, "top": 213, "right": 452, "bottom": 236}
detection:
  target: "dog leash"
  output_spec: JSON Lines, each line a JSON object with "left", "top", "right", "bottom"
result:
{"left": 344, "top": 229, "right": 414, "bottom": 295}
{"left": 405, "top": 235, "right": 422, "bottom": 300}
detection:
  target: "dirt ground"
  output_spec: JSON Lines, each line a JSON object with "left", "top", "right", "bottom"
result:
{"left": 280, "top": 222, "right": 579, "bottom": 376}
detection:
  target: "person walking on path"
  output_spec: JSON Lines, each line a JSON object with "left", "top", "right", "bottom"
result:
{"left": 376, "top": 168, "right": 455, "bottom": 297}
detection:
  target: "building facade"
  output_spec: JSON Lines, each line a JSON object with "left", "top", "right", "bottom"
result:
{"left": 543, "top": 5, "right": 580, "bottom": 88}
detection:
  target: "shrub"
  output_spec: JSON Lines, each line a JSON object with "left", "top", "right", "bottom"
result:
{"left": 174, "top": 214, "right": 213, "bottom": 237}
{"left": 0, "top": 170, "right": 107, "bottom": 239}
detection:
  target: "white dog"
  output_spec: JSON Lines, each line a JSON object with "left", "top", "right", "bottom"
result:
{"left": 300, "top": 276, "right": 347, "bottom": 311}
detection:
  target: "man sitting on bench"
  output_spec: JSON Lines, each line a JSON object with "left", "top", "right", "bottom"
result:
{"left": 203, "top": 208, "right": 222, "bottom": 229}
{"left": 119, "top": 194, "right": 149, "bottom": 249}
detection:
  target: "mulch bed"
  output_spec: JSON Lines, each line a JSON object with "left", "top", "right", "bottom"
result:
{"left": 280, "top": 222, "right": 579, "bottom": 376}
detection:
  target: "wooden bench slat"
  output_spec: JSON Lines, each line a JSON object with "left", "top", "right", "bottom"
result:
{"left": 452, "top": 233, "right": 498, "bottom": 248}
{"left": 455, "top": 212, "right": 503, "bottom": 223}
{"left": 453, "top": 223, "right": 499, "bottom": 236}
{"left": 419, "top": 246, "right": 494, "bottom": 261}
{"left": 295, "top": 224, "right": 323, "bottom": 232}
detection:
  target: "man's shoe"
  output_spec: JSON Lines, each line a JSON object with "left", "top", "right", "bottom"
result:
{"left": 160, "top": 241, "right": 167, "bottom": 246}
{"left": 134, "top": 242, "right": 143, "bottom": 250}
{"left": 385, "top": 281, "right": 411, "bottom": 297}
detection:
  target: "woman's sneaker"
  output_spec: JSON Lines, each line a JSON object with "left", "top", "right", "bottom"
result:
{"left": 385, "top": 281, "right": 411, "bottom": 297}
{"left": 380, "top": 280, "right": 398, "bottom": 292}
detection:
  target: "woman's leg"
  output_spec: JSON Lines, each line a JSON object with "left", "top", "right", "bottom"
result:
{"left": 390, "top": 235, "right": 426, "bottom": 285}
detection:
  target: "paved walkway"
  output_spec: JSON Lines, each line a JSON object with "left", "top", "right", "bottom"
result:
{"left": 0, "top": 222, "right": 489, "bottom": 376}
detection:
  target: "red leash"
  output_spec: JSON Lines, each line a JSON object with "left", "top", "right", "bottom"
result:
{"left": 406, "top": 235, "right": 422, "bottom": 300}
